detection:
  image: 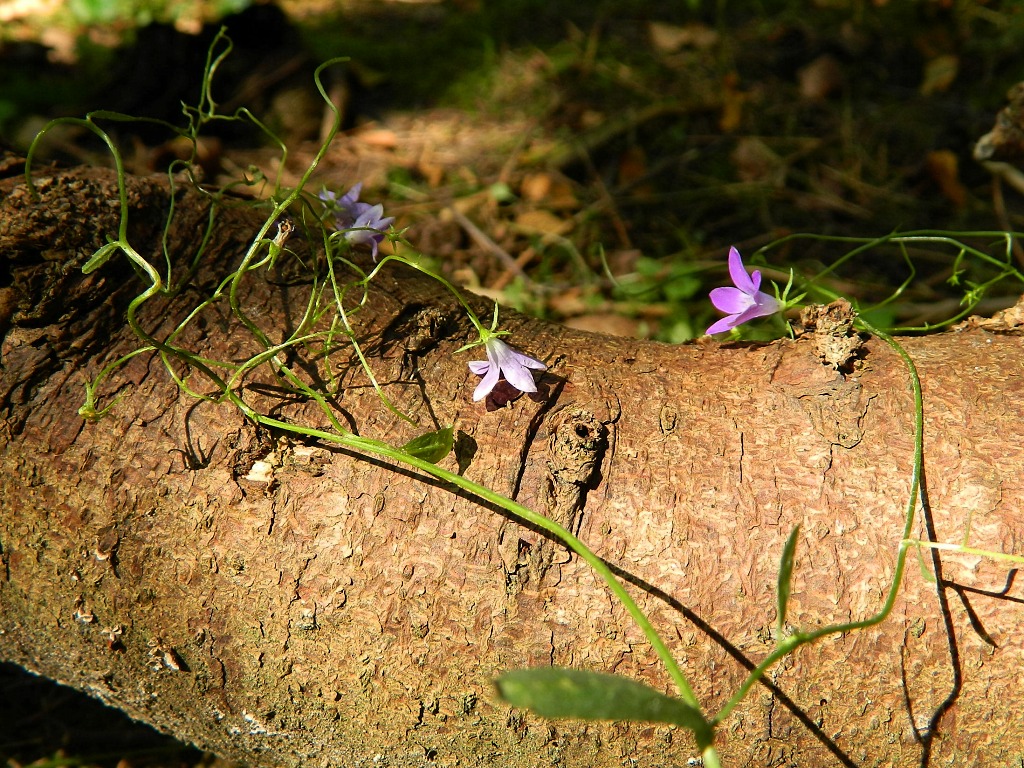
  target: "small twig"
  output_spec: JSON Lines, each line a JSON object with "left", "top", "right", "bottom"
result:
{"left": 985, "top": 166, "right": 1024, "bottom": 270}
{"left": 578, "top": 146, "right": 632, "bottom": 249}
{"left": 447, "top": 205, "right": 538, "bottom": 290}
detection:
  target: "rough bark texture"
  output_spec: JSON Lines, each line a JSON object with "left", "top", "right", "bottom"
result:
{"left": 2, "top": 161, "right": 1024, "bottom": 768}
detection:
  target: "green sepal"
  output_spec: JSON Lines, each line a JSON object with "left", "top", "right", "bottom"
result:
{"left": 401, "top": 426, "right": 454, "bottom": 464}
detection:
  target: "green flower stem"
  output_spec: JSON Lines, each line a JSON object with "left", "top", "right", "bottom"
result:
{"left": 79, "top": 346, "right": 157, "bottom": 419}
{"left": 321, "top": 246, "right": 418, "bottom": 426}
{"left": 701, "top": 744, "right": 723, "bottom": 768}
{"left": 362, "top": 253, "right": 489, "bottom": 333}
{"left": 245, "top": 413, "right": 703, "bottom": 714}
{"left": 769, "top": 230, "right": 1024, "bottom": 284}
{"left": 228, "top": 233, "right": 282, "bottom": 349}
{"left": 906, "top": 540, "right": 1024, "bottom": 565}
{"left": 713, "top": 317, "right": 923, "bottom": 727}
{"left": 25, "top": 58, "right": 722, "bottom": 756}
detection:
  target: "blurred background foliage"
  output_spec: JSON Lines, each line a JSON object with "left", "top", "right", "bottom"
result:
{"left": 2, "top": 1, "right": 1024, "bottom": 758}
{"left": 3, "top": 0, "right": 1024, "bottom": 342}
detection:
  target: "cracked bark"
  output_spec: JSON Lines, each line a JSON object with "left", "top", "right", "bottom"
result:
{"left": 2, "top": 161, "right": 1024, "bottom": 767}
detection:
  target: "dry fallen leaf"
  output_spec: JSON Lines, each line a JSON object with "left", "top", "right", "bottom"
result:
{"left": 617, "top": 145, "right": 648, "bottom": 186}
{"left": 356, "top": 127, "right": 400, "bottom": 149}
{"left": 418, "top": 160, "right": 445, "bottom": 188}
{"left": 520, "top": 171, "right": 578, "bottom": 209}
{"left": 513, "top": 209, "right": 573, "bottom": 236}
{"left": 719, "top": 72, "right": 747, "bottom": 133}
{"left": 974, "top": 82, "right": 1024, "bottom": 162}
{"left": 920, "top": 54, "right": 958, "bottom": 96}
{"left": 798, "top": 54, "right": 844, "bottom": 100}
{"left": 731, "top": 137, "right": 785, "bottom": 185}
{"left": 926, "top": 149, "right": 967, "bottom": 208}
{"left": 648, "top": 21, "right": 718, "bottom": 54}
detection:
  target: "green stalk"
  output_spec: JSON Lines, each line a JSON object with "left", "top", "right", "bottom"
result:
{"left": 713, "top": 318, "right": 923, "bottom": 726}
{"left": 907, "top": 540, "right": 1024, "bottom": 565}
{"left": 247, "top": 414, "right": 701, "bottom": 710}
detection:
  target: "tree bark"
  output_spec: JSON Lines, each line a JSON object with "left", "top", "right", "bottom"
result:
{"left": 2, "top": 160, "right": 1023, "bottom": 768}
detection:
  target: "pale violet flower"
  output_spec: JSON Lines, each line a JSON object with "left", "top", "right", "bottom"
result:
{"left": 320, "top": 183, "right": 394, "bottom": 261}
{"left": 468, "top": 336, "right": 547, "bottom": 401}
{"left": 344, "top": 203, "right": 394, "bottom": 261}
{"left": 705, "top": 247, "right": 783, "bottom": 335}
{"left": 319, "top": 182, "right": 365, "bottom": 226}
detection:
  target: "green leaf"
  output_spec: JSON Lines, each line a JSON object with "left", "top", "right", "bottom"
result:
{"left": 495, "top": 668, "right": 710, "bottom": 739}
{"left": 776, "top": 524, "right": 800, "bottom": 635}
{"left": 489, "top": 181, "right": 515, "bottom": 203}
{"left": 82, "top": 242, "right": 121, "bottom": 274}
{"left": 914, "top": 543, "right": 937, "bottom": 584}
{"left": 662, "top": 271, "right": 702, "bottom": 302}
{"left": 401, "top": 426, "right": 454, "bottom": 464}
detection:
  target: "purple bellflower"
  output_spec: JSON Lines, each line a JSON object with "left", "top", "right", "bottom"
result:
{"left": 705, "top": 247, "right": 783, "bottom": 335}
{"left": 320, "top": 183, "right": 394, "bottom": 261}
{"left": 468, "top": 336, "right": 547, "bottom": 402}
{"left": 344, "top": 203, "right": 394, "bottom": 261}
{"left": 319, "top": 182, "right": 365, "bottom": 226}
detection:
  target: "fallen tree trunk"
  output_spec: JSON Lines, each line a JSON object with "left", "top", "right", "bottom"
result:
{"left": 1, "top": 160, "right": 1023, "bottom": 768}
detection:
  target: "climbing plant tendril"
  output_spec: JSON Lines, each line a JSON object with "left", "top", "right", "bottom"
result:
{"left": 20, "top": 30, "right": 1024, "bottom": 767}
{"left": 22, "top": 29, "right": 723, "bottom": 764}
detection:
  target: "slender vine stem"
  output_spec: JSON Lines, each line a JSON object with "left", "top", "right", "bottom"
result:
{"left": 38, "top": 36, "right": 1024, "bottom": 767}
{"left": 908, "top": 540, "right": 1024, "bottom": 565}
{"left": 248, "top": 415, "right": 697, "bottom": 703}
{"left": 713, "top": 317, "right": 924, "bottom": 726}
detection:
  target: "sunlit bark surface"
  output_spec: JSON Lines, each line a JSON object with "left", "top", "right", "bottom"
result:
{"left": 2, "top": 162, "right": 1023, "bottom": 768}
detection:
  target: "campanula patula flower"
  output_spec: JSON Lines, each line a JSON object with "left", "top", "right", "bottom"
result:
{"left": 705, "top": 247, "right": 783, "bottom": 334}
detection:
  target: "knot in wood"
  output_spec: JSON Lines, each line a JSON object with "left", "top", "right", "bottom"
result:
{"left": 547, "top": 408, "right": 606, "bottom": 486}
{"left": 796, "top": 299, "right": 864, "bottom": 371}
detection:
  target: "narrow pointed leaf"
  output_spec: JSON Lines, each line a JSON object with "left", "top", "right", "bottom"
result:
{"left": 495, "top": 668, "right": 710, "bottom": 739}
{"left": 776, "top": 524, "right": 800, "bottom": 634}
{"left": 82, "top": 242, "right": 121, "bottom": 274}
{"left": 401, "top": 426, "right": 454, "bottom": 464}
{"left": 914, "top": 544, "right": 937, "bottom": 584}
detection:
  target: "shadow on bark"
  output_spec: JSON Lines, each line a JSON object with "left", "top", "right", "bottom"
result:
{"left": 906, "top": 464, "right": 962, "bottom": 768}
{"left": 603, "top": 560, "right": 861, "bottom": 768}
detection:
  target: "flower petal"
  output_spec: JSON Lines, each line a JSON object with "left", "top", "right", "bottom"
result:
{"left": 501, "top": 358, "right": 540, "bottom": 393}
{"left": 754, "top": 291, "right": 783, "bottom": 314}
{"left": 345, "top": 206, "right": 393, "bottom": 258}
{"left": 705, "top": 315, "right": 740, "bottom": 335}
{"left": 500, "top": 341, "right": 546, "bottom": 370}
{"left": 470, "top": 338, "right": 546, "bottom": 399}
{"left": 473, "top": 361, "right": 501, "bottom": 401}
{"left": 709, "top": 286, "right": 753, "bottom": 314}
{"left": 734, "top": 294, "right": 782, "bottom": 324}
{"left": 340, "top": 182, "right": 363, "bottom": 209}
{"left": 488, "top": 340, "right": 539, "bottom": 393}
{"left": 522, "top": 358, "right": 547, "bottom": 371}
{"left": 513, "top": 350, "right": 547, "bottom": 371}
{"left": 706, "top": 246, "right": 784, "bottom": 334}
{"left": 726, "top": 246, "right": 757, "bottom": 294}
{"left": 485, "top": 338, "right": 515, "bottom": 367}
{"left": 748, "top": 268, "right": 762, "bottom": 292}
